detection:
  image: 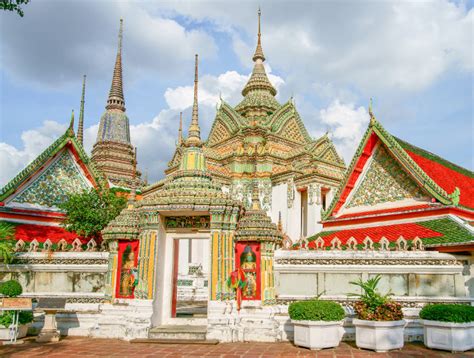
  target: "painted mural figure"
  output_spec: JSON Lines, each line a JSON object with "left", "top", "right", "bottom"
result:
{"left": 119, "top": 244, "right": 136, "bottom": 297}
{"left": 240, "top": 245, "right": 257, "bottom": 298}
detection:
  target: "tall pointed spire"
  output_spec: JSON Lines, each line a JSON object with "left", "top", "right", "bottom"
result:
{"left": 186, "top": 54, "right": 202, "bottom": 147}
{"left": 77, "top": 75, "right": 86, "bottom": 145}
{"left": 251, "top": 181, "right": 261, "bottom": 210}
{"left": 253, "top": 7, "right": 265, "bottom": 62}
{"left": 106, "top": 19, "right": 125, "bottom": 112}
{"left": 177, "top": 112, "right": 183, "bottom": 146}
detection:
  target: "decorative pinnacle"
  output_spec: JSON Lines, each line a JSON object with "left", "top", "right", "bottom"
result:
{"left": 369, "top": 97, "right": 375, "bottom": 125}
{"left": 251, "top": 181, "right": 261, "bottom": 210}
{"left": 77, "top": 75, "right": 86, "bottom": 145}
{"left": 252, "top": 7, "right": 265, "bottom": 62}
{"left": 128, "top": 146, "right": 137, "bottom": 205}
{"left": 186, "top": 54, "right": 202, "bottom": 147}
{"left": 68, "top": 109, "right": 75, "bottom": 136}
{"left": 177, "top": 112, "right": 183, "bottom": 146}
{"left": 106, "top": 19, "right": 125, "bottom": 112}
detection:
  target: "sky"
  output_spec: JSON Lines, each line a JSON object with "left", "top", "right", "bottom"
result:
{"left": 0, "top": 0, "right": 472, "bottom": 186}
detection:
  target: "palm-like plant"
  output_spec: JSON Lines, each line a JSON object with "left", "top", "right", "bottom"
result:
{"left": 0, "top": 222, "right": 16, "bottom": 263}
{"left": 349, "top": 275, "right": 392, "bottom": 312}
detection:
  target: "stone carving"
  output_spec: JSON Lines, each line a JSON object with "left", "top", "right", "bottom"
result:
{"left": 275, "top": 258, "right": 460, "bottom": 266}
{"left": 314, "top": 237, "right": 325, "bottom": 250}
{"left": 346, "top": 145, "right": 425, "bottom": 208}
{"left": 29, "top": 239, "right": 39, "bottom": 252}
{"left": 379, "top": 237, "right": 390, "bottom": 251}
{"left": 57, "top": 239, "right": 68, "bottom": 251}
{"left": 15, "top": 240, "right": 25, "bottom": 252}
{"left": 396, "top": 236, "right": 408, "bottom": 251}
{"left": 42, "top": 239, "right": 53, "bottom": 252}
{"left": 87, "top": 239, "right": 98, "bottom": 252}
{"left": 308, "top": 183, "right": 321, "bottom": 205}
{"left": 72, "top": 239, "right": 83, "bottom": 252}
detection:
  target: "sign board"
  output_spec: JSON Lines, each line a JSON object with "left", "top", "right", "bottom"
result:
{"left": 1, "top": 297, "right": 33, "bottom": 310}
{"left": 36, "top": 297, "right": 67, "bottom": 310}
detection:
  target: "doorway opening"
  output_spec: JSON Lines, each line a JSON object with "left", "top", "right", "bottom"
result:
{"left": 171, "top": 237, "right": 209, "bottom": 319}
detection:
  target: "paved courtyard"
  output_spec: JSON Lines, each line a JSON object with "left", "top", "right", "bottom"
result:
{"left": 0, "top": 337, "right": 473, "bottom": 358}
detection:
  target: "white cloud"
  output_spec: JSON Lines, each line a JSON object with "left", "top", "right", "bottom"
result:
{"left": 319, "top": 100, "right": 369, "bottom": 163}
{"left": 0, "top": 121, "right": 67, "bottom": 185}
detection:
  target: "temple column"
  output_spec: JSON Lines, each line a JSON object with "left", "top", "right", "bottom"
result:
{"left": 105, "top": 240, "right": 119, "bottom": 299}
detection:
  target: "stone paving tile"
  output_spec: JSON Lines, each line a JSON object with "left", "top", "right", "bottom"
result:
{"left": 0, "top": 337, "right": 473, "bottom": 358}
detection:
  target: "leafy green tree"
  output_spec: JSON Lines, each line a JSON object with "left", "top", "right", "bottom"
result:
{"left": 0, "top": 0, "right": 29, "bottom": 17}
{"left": 59, "top": 188, "right": 126, "bottom": 239}
{"left": 0, "top": 222, "right": 15, "bottom": 263}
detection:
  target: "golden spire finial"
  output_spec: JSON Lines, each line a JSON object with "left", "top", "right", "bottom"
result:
{"left": 186, "top": 54, "right": 202, "bottom": 147}
{"left": 106, "top": 19, "right": 125, "bottom": 112}
{"left": 252, "top": 7, "right": 265, "bottom": 62}
{"left": 77, "top": 75, "right": 86, "bottom": 145}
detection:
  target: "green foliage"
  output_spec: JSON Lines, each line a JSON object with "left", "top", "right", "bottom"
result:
{"left": 420, "top": 304, "right": 474, "bottom": 323}
{"left": 288, "top": 300, "right": 345, "bottom": 322}
{"left": 0, "top": 222, "right": 16, "bottom": 263}
{"left": 59, "top": 188, "right": 126, "bottom": 239}
{"left": 0, "top": 311, "right": 34, "bottom": 328}
{"left": 0, "top": 280, "right": 23, "bottom": 297}
{"left": 0, "top": 0, "right": 29, "bottom": 17}
{"left": 349, "top": 275, "right": 403, "bottom": 321}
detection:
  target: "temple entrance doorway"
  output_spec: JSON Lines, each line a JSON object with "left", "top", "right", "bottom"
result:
{"left": 171, "top": 237, "right": 209, "bottom": 319}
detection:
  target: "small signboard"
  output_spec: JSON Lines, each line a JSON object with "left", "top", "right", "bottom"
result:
{"left": 1, "top": 297, "right": 33, "bottom": 310}
{"left": 36, "top": 297, "right": 67, "bottom": 310}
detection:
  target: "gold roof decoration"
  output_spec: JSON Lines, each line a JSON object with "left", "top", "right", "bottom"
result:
{"left": 234, "top": 182, "right": 282, "bottom": 243}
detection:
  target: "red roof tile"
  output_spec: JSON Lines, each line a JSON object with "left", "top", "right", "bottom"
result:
{"left": 15, "top": 224, "right": 88, "bottom": 244}
{"left": 336, "top": 204, "right": 432, "bottom": 219}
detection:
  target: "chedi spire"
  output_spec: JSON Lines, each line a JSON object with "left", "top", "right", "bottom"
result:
{"left": 77, "top": 75, "right": 86, "bottom": 145}
{"left": 106, "top": 19, "right": 125, "bottom": 111}
{"left": 253, "top": 7, "right": 265, "bottom": 62}
{"left": 186, "top": 54, "right": 202, "bottom": 147}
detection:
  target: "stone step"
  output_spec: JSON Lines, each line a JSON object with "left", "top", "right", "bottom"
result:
{"left": 131, "top": 338, "right": 219, "bottom": 345}
{"left": 148, "top": 325, "right": 208, "bottom": 341}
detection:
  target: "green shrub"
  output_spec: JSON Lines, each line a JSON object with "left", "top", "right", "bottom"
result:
{"left": 420, "top": 304, "right": 474, "bottom": 323}
{"left": 0, "top": 280, "right": 22, "bottom": 297}
{"left": 0, "top": 311, "right": 34, "bottom": 328}
{"left": 289, "top": 300, "right": 345, "bottom": 321}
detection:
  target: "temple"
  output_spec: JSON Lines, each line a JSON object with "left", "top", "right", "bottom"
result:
{"left": 0, "top": 11, "right": 472, "bottom": 344}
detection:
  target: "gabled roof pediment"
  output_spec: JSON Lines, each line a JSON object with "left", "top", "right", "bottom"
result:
{"left": 323, "top": 118, "right": 470, "bottom": 221}
{"left": 0, "top": 128, "right": 102, "bottom": 211}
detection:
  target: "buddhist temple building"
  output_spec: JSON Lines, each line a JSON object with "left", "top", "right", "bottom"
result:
{"left": 0, "top": 10, "right": 472, "bottom": 345}
{"left": 146, "top": 9, "right": 346, "bottom": 243}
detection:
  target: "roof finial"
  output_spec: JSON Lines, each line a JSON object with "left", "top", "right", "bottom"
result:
{"left": 177, "top": 112, "right": 183, "bottom": 146}
{"left": 369, "top": 97, "right": 375, "bottom": 125}
{"left": 186, "top": 54, "right": 202, "bottom": 147}
{"left": 68, "top": 109, "right": 75, "bottom": 136}
{"left": 252, "top": 7, "right": 265, "bottom": 62}
{"left": 77, "top": 75, "right": 86, "bottom": 145}
{"left": 106, "top": 19, "right": 125, "bottom": 112}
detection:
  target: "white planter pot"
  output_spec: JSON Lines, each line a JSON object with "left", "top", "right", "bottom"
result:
{"left": 0, "top": 324, "right": 29, "bottom": 340}
{"left": 422, "top": 320, "right": 474, "bottom": 352}
{"left": 292, "top": 320, "right": 344, "bottom": 350}
{"left": 353, "top": 319, "right": 405, "bottom": 352}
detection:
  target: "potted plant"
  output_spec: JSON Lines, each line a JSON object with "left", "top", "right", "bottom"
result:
{"left": 349, "top": 275, "right": 405, "bottom": 352}
{"left": 0, "top": 280, "right": 34, "bottom": 340}
{"left": 289, "top": 299, "right": 345, "bottom": 350}
{"left": 420, "top": 304, "right": 474, "bottom": 352}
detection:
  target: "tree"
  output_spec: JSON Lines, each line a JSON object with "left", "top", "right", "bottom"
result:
{"left": 59, "top": 188, "right": 127, "bottom": 239}
{"left": 0, "top": 222, "right": 16, "bottom": 263}
{"left": 0, "top": 0, "right": 30, "bottom": 17}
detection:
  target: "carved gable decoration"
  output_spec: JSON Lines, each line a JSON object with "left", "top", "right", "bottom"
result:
{"left": 346, "top": 145, "right": 426, "bottom": 208}
{"left": 278, "top": 118, "right": 306, "bottom": 144}
{"left": 10, "top": 149, "right": 92, "bottom": 209}
{"left": 208, "top": 120, "right": 232, "bottom": 146}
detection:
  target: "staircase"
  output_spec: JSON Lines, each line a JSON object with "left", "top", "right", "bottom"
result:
{"left": 131, "top": 325, "right": 218, "bottom": 344}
